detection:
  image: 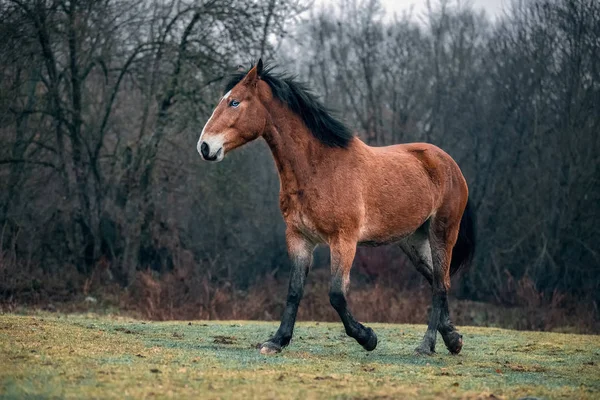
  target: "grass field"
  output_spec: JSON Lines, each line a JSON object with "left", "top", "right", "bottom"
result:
{"left": 0, "top": 314, "right": 598, "bottom": 399}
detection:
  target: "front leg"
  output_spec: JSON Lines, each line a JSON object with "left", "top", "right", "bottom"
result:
{"left": 260, "top": 230, "right": 314, "bottom": 354}
{"left": 329, "top": 237, "right": 378, "bottom": 351}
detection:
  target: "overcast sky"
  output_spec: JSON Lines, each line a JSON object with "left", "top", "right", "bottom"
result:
{"left": 317, "top": 0, "right": 508, "bottom": 20}
{"left": 382, "top": 0, "right": 506, "bottom": 18}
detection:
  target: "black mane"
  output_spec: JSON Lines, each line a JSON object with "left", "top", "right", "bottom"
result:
{"left": 224, "top": 64, "right": 354, "bottom": 148}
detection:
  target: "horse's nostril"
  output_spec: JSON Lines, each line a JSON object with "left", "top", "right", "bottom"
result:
{"left": 200, "top": 142, "right": 209, "bottom": 158}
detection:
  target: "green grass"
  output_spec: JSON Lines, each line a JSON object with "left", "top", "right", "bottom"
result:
{"left": 0, "top": 314, "right": 598, "bottom": 399}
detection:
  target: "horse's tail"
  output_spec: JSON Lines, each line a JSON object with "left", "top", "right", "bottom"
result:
{"left": 450, "top": 198, "right": 476, "bottom": 277}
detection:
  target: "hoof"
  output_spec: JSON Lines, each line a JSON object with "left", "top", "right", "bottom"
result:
{"left": 361, "top": 328, "right": 378, "bottom": 351}
{"left": 259, "top": 341, "right": 282, "bottom": 355}
{"left": 444, "top": 333, "right": 463, "bottom": 355}
{"left": 415, "top": 342, "right": 435, "bottom": 356}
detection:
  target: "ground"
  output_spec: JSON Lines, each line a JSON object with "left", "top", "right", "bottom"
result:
{"left": 0, "top": 314, "right": 598, "bottom": 399}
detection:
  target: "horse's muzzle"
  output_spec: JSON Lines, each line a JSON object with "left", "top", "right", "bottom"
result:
{"left": 198, "top": 141, "right": 223, "bottom": 162}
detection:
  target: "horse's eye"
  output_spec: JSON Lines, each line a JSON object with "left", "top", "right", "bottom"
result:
{"left": 229, "top": 99, "right": 240, "bottom": 107}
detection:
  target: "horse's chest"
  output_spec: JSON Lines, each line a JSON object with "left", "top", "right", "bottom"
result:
{"left": 279, "top": 191, "right": 311, "bottom": 224}
{"left": 279, "top": 191, "right": 324, "bottom": 241}
{"left": 280, "top": 188, "right": 356, "bottom": 244}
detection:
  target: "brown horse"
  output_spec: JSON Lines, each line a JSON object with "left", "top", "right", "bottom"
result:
{"left": 197, "top": 60, "right": 475, "bottom": 356}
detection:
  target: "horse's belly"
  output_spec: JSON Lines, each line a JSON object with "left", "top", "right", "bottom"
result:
{"left": 358, "top": 205, "right": 431, "bottom": 246}
{"left": 358, "top": 226, "right": 414, "bottom": 246}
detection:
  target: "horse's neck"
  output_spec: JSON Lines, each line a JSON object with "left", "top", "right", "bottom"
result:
{"left": 262, "top": 104, "right": 325, "bottom": 194}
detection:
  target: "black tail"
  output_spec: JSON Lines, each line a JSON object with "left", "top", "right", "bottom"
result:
{"left": 450, "top": 199, "right": 476, "bottom": 276}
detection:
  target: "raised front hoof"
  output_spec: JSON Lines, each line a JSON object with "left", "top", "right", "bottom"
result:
{"left": 414, "top": 342, "right": 435, "bottom": 356}
{"left": 443, "top": 332, "right": 463, "bottom": 355}
{"left": 360, "top": 328, "right": 378, "bottom": 351}
{"left": 259, "top": 341, "right": 282, "bottom": 355}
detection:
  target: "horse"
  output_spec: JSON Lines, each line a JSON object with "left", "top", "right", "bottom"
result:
{"left": 197, "top": 59, "right": 475, "bottom": 356}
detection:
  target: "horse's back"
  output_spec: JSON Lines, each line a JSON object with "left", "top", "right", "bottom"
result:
{"left": 370, "top": 141, "right": 453, "bottom": 165}
{"left": 366, "top": 141, "right": 466, "bottom": 194}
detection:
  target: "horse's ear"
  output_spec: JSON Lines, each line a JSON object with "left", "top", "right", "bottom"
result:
{"left": 243, "top": 59, "right": 263, "bottom": 87}
{"left": 256, "top": 58, "right": 263, "bottom": 77}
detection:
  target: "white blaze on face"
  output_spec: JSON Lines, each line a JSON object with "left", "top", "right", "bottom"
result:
{"left": 197, "top": 92, "right": 230, "bottom": 161}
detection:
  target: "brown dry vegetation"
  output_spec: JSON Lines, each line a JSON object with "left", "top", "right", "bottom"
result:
{"left": 2, "top": 251, "right": 597, "bottom": 334}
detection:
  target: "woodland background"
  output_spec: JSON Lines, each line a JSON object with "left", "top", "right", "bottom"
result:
{"left": 0, "top": 0, "right": 598, "bottom": 332}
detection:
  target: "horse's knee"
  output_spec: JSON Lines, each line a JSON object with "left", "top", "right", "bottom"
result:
{"left": 286, "top": 289, "right": 302, "bottom": 305}
{"left": 329, "top": 289, "right": 346, "bottom": 311}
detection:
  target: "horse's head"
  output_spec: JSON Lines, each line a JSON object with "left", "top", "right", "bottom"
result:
{"left": 197, "top": 59, "right": 268, "bottom": 162}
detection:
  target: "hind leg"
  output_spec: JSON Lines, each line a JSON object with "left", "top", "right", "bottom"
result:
{"left": 415, "top": 217, "right": 463, "bottom": 355}
{"left": 401, "top": 224, "right": 462, "bottom": 354}
{"left": 329, "top": 237, "right": 378, "bottom": 351}
{"left": 399, "top": 222, "right": 433, "bottom": 286}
